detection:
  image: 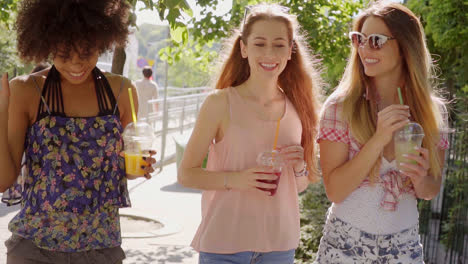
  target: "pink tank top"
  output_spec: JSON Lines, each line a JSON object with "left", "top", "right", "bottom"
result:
{"left": 191, "top": 87, "right": 303, "bottom": 253}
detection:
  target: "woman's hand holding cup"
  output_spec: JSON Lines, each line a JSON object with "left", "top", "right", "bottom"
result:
{"left": 373, "top": 104, "right": 411, "bottom": 146}
{"left": 229, "top": 166, "right": 278, "bottom": 196}
{"left": 399, "top": 147, "right": 430, "bottom": 186}
{"left": 140, "top": 150, "right": 157, "bottom": 179}
{"left": 277, "top": 145, "right": 305, "bottom": 173}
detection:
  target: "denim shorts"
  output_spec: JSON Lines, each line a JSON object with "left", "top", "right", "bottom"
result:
{"left": 314, "top": 217, "right": 424, "bottom": 264}
{"left": 199, "top": 249, "right": 295, "bottom": 264}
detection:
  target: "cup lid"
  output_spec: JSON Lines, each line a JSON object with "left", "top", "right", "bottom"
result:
{"left": 256, "top": 150, "right": 284, "bottom": 166}
{"left": 123, "top": 121, "right": 154, "bottom": 140}
{"left": 399, "top": 122, "right": 425, "bottom": 135}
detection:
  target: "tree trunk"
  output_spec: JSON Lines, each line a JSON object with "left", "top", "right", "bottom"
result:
{"left": 111, "top": 46, "right": 126, "bottom": 75}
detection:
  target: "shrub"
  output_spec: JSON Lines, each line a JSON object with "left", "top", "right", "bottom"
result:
{"left": 295, "top": 181, "right": 331, "bottom": 263}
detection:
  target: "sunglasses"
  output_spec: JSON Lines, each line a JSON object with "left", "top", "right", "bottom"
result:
{"left": 349, "top": 31, "right": 396, "bottom": 50}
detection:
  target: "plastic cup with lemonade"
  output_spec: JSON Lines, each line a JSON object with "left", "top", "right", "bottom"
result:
{"left": 394, "top": 122, "right": 424, "bottom": 170}
{"left": 123, "top": 121, "right": 154, "bottom": 177}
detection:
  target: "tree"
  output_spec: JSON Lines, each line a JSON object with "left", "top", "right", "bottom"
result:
{"left": 112, "top": 0, "right": 195, "bottom": 75}
{"left": 179, "top": 0, "right": 365, "bottom": 89}
{"left": 0, "top": 0, "right": 27, "bottom": 76}
{"left": 407, "top": 0, "right": 467, "bottom": 117}
{"left": 406, "top": 0, "right": 467, "bottom": 259}
{"left": 0, "top": 0, "right": 18, "bottom": 25}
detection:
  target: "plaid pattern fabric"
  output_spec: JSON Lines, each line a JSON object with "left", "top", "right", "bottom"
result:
{"left": 436, "top": 101, "right": 450, "bottom": 150}
{"left": 317, "top": 100, "right": 351, "bottom": 145}
{"left": 317, "top": 99, "right": 360, "bottom": 159}
{"left": 361, "top": 170, "right": 416, "bottom": 211}
{"left": 437, "top": 138, "right": 449, "bottom": 150}
{"left": 317, "top": 98, "right": 449, "bottom": 211}
{"left": 318, "top": 98, "right": 450, "bottom": 151}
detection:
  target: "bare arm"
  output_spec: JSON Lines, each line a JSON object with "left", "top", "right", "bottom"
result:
{"left": 321, "top": 104, "right": 410, "bottom": 203}
{"left": 177, "top": 92, "right": 228, "bottom": 190}
{"left": 178, "top": 91, "right": 276, "bottom": 195}
{"left": 296, "top": 176, "right": 310, "bottom": 193}
{"left": 0, "top": 75, "right": 29, "bottom": 192}
{"left": 117, "top": 77, "right": 138, "bottom": 129}
{"left": 277, "top": 145, "right": 310, "bottom": 193}
{"left": 320, "top": 137, "right": 385, "bottom": 203}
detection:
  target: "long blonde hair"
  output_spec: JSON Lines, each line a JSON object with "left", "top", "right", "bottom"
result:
{"left": 337, "top": 1, "right": 446, "bottom": 182}
{"left": 214, "top": 4, "right": 323, "bottom": 181}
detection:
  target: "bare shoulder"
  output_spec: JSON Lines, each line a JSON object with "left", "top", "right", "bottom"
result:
{"left": 102, "top": 71, "right": 133, "bottom": 95}
{"left": 202, "top": 88, "right": 229, "bottom": 114}
{"left": 9, "top": 73, "right": 46, "bottom": 99}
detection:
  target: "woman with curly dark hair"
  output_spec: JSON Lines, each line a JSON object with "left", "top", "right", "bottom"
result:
{"left": 0, "top": 0, "right": 156, "bottom": 263}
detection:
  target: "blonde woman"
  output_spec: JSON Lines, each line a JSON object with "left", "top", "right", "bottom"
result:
{"left": 314, "top": 1, "right": 449, "bottom": 263}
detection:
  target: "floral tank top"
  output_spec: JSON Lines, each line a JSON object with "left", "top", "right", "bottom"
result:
{"left": 3, "top": 66, "right": 130, "bottom": 252}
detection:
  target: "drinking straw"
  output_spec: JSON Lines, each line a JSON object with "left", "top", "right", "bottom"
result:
{"left": 397, "top": 87, "right": 404, "bottom": 105}
{"left": 128, "top": 88, "right": 138, "bottom": 124}
{"left": 128, "top": 88, "right": 142, "bottom": 154}
{"left": 273, "top": 118, "right": 281, "bottom": 151}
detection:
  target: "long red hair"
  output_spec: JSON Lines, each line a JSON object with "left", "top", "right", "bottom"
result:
{"left": 214, "top": 4, "right": 324, "bottom": 181}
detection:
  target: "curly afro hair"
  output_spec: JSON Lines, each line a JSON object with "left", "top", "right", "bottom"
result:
{"left": 16, "top": 0, "right": 131, "bottom": 62}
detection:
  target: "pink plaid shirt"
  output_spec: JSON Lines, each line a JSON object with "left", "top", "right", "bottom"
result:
{"left": 317, "top": 97, "right": 450, "bottom": 211}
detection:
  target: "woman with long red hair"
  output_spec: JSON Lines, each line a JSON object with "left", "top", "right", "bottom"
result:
{"left": 178, "top": 4, "right": 323, "bottom": 263}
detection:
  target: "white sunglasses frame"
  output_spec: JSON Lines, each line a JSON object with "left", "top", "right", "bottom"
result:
{"left": 349, "top": 31, "right": 396, "bottom": 50}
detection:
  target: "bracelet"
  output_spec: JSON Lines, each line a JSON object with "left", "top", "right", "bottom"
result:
{"left": 224, "top": 174, "right": 231, "bottom": 191}
{"left": 294, "top": 163, "right": 309, "bottom": 178}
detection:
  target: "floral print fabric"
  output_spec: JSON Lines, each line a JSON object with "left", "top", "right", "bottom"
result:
{"left": 314, "top": 217, "right": 424, "bottom": 264}
{"left": 7, "top": 115, "right": 130, "bottom": 252}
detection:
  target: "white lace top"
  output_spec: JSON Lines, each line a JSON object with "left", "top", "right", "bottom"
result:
{"left": 329, "top": 158, "right": 418, "bottom": 234}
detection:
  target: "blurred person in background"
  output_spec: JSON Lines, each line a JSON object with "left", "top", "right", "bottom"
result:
{"left": 135, "top": 66, "right": 159, "bottom": 120}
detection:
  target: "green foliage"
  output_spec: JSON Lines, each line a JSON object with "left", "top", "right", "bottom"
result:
{"left": 407, "top": 0, "right": 467, "bottom": 119}
{"left": 439, "top": 120, "right": 467, "bottom": 254}
{"left": 405, "top": 4, "right": 467, "bottom": 254}
{"left": 183, "top": 0, "right": 365, "bottom": 90}
{"left": 287, "top": 0, "right": 365, "bottom": 89}
{"left": 0, "top": 22, "right": 28, "bottom": 76}
{"left": 295, "top": 181, "right": 331, "bottom": 263}
{"left": 0, "top": 0, "right": 18, "bottom": 26}
{"left": 135, "top": 24, "right": 214, "bottom": 87}
{"left": 165, "top": 40, "right": 217, "bottom": 87}
{"left": 134, "top": 1, "right": 365, "bottom": 89}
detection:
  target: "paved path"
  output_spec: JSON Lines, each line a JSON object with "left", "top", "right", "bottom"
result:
{"left": 0, "top": 163, "right": 202, "bottom": 264}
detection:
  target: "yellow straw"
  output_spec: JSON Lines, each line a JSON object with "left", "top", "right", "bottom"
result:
{"left": 127, "top": 88, "right": 142, "bottom": 154}
{"left": 128, "top": 88, "right": 137, "bottom": 124}
{"left": 273, "top": 118, "right": 280, "bottom": 151}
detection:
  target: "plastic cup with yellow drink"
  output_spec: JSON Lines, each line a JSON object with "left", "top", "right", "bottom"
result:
{"left": 394, "top": 87, "right": 425, "bottom": 170}
{"left": 123, "top": 121, "right": 154, "bottom": 177}
{"left": 394, "top": 122, "right": 424, "bottom": 170}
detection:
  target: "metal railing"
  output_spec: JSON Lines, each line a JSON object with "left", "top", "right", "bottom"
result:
{"left": 142, "top": 87, "right": 210, "bottom": 172}
{"left": 419, "top": 118, "right": 467, "bottom": 264}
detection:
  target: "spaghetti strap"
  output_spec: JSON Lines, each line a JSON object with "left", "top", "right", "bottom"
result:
{"left": 113, "top": 78, "right": 125, "bottom": 115}
{"left": 32, "top": 76, "right": 51, "bottom": 115}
